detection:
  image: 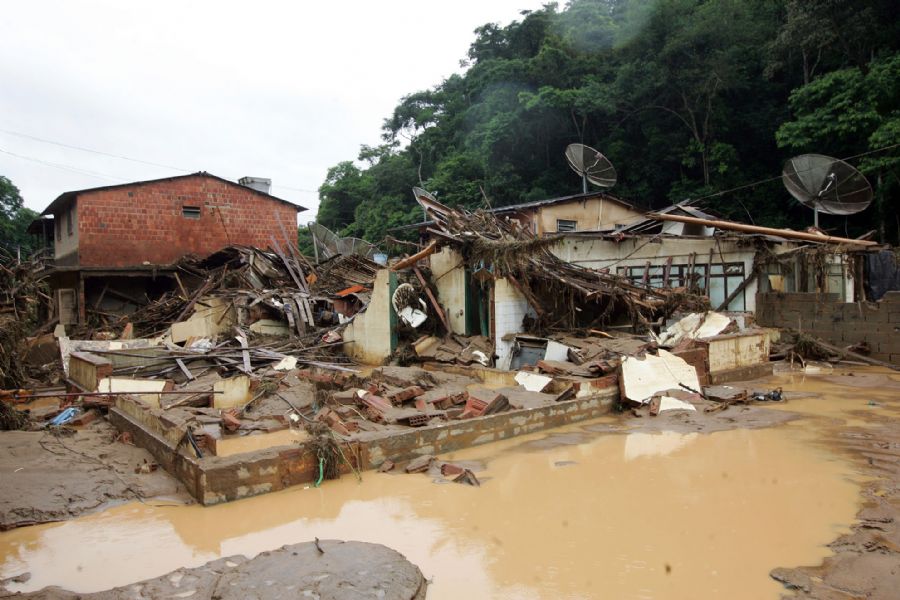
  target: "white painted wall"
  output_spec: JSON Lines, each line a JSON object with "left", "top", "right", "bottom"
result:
{"left": 493, "top": 278, "right": 533, "bottom": 370}
{"left": 430, "top": 247, "right": 468, "bottom": 335}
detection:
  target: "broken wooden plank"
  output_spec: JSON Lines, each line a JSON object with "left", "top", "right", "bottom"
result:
{"left": 175, "top": 358, "right": 195, "bottom": 381}
{"left": 234, "top": 327, "right": 252, "bottom": 374}
{"left": 411, "top": 266, "right": 451, "bottom": 333}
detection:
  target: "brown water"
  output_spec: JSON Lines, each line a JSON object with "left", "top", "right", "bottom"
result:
{"left": 0, "top": 411, "right": 862, "bottom": 599}
{"left": 765, "top": 368, "right": 900, "bottom": 427}
{"left": 214, "top": 428, "right": 309, "bottom": 457}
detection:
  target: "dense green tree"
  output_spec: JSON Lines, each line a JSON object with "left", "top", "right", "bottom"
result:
{"left": 314, "top": 0, "right": 900, "bottom": 244}
{"left": 0, "top": 176, "right": 40, "bottom": 254}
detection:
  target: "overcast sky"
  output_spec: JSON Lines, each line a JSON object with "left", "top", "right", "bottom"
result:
{"left": 0, "top": 0, "right": 547, "bottom": 222}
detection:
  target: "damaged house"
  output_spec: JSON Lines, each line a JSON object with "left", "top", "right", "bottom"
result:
{"left": 32, "top": 172, "right": 305, "bottom": 325}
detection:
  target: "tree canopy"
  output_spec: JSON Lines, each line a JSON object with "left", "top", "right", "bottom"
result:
{"left": 315, "top": 0, "right": 900, "bottom": 245}
{"left": 0, "top": 176, "right": 40, "bottom": 255}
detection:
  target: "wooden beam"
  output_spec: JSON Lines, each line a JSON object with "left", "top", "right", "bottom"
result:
{"left": 390, "top": 240, "right": 438, "bottom": 271}
{"left": 412, "top": 266, "right": 451, "bottom": 333}
{"left": 648, "top": 213, "right": 878, "bottom": 246}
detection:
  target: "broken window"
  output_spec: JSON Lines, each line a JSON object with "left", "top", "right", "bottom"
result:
{"left": 617, "top": 262, "right": 747, "bottom": 309}
{"left": 182, "top": 206, "right": 201, "bottom": 219}
{"left": 556, "top": 219, "right": 577, "bottom": 232}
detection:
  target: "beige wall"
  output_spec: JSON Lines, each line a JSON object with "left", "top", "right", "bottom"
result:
{"left": 430, "top": 247, "right": 468, "bottom": 335}
{"left": 535, "top": 197, "right": 642, "bottom": 234}
{"left": 343, "top": 269, "right": 395, "bottom": 364}
{"left": 54, "top": 199, "right": 79, "bottom": 263}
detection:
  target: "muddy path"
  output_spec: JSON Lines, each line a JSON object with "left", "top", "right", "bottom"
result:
{"left": 0, "top": 421, "right": 187, "bottom": 531}
{"left": 0, "top": 540, "right": 426, "bottom": 600}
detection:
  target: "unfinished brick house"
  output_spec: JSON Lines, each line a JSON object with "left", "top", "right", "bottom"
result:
{"left": 38, "top": 172, "right": 305, "bottom": 325}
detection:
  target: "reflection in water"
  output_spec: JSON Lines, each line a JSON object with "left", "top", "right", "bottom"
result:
{"left": 0, "top": 419, "right": 861, "bottom": 600}
{"left": 623, "top": 431, "right": 699, "bottom": 461}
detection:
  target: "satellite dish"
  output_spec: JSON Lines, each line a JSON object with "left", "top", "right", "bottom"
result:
{"left": 782, "top": 154, "right": 873, "bottom": 227}
{"left": 308, "top": 221, "right": 377, "bottom": 262}
{"left": 565, "top": 143, "right": 617, "bottom": 193}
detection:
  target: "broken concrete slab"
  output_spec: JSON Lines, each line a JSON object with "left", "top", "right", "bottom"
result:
{"left": 97, "top": 377, "right": 174, "bottom": 408}
{"left": 620, "top": 349, "right": 701, "bottom": 404}
{"left": 544, "top": 340, "right": 572, "bottom": 362}
{"left": 213, "top": 375, "right": 251, "bottom": 410}
{"left": 497, "top": 387, "right": 556, "bottom": 410}
{"left": 656, "top": 311, "right": 733, "bottom": 347}
{"left": 514, "top": 371, "right": 553, "bottom": 392}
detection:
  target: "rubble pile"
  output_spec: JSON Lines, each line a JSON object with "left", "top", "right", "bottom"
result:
{"left": 416, "top": 194, "right": 709, "bottom": 331}
{"left": 0, "top": 250, "right": 51, "bottom": 389}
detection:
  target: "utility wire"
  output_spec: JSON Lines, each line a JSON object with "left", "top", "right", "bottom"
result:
{"left": 0, "top": 127, "right": 319, "bottom": 194}
{"left": 0, "top": 147, "right": 125, "bottom": 183}
{"left": 690, "top": 142, "right": 900, "bottom": 204}
{"left": 0, "top": 128, "right": 189, "bottom": 173}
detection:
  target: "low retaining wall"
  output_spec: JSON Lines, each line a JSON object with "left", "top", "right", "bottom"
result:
{"left": 756, "top": 292, "right": 900, "bottom": 365}
{"left": 111, "top": 384, "right": 619, "bottom": 506}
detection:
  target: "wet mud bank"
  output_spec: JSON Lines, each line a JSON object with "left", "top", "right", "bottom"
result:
{"left": 761, "top": 370, "right": 900, "bottom": 600}
{"left": 0, "top": 421, "right": 186, "bottom": 531}
{"left": 1, "top": 540, "right": 426, "bottom": 600}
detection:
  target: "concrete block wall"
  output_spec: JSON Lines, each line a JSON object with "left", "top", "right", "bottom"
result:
{"left": 756, "top": 292, "right": 900, "bottom": 364}
{"left": 75, "top": 174, "right": 299, "bottom": 267}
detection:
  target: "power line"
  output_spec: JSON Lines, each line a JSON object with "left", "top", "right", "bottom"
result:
{"left": 0, "top": 147, "right": 125, "bottom": 183}
{"left": 690, "top": 142, "right": 900, "bottom": 204}
{"left": 0, "top": 127, "right": 320, "bottom": 194}
{"left": 0, "top": 128, "right": 189, "bottom": 173}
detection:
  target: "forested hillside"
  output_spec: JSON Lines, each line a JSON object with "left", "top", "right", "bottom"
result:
{"left": 316, "top": 0, "right": 900, "bottom": 245}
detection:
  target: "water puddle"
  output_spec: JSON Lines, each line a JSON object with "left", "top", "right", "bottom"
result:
{"left": 0, "top": 419, "right": 861, "bottom": 599}
{"left": 214, "top": 428, "right": 309, "bottom": 458}
{"left": 764, "top": 367, "right": 900, "bottom": 427}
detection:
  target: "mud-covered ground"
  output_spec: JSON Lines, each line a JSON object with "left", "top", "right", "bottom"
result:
{"left": 0, "top": 420, "right": 187, "bottom": 530}
{"left": 762, "top": 370, "right": 900, "bottom": 600}
{"left": 1, "top": 540, "right": 426, "bottom": 600}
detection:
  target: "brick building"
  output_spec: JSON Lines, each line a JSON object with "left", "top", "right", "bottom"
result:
{"left": 39, "top": 172, "right": 305, "bottom": 324}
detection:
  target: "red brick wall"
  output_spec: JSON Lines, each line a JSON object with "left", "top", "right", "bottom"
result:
{"left": 76, "top": 175, "right": 299, "bottom": 267}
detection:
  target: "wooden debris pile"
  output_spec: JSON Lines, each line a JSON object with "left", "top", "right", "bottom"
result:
{"left": 415, "top": 194, "right": 709, "bottom": 332}
{"left": 0, "top": 249, "right": 51, "bottom": 389}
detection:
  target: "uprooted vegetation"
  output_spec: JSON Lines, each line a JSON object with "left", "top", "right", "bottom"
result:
{"left": 418, "top": 196, "right": 710, "bottom": 333}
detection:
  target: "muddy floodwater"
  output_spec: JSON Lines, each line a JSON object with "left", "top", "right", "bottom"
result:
{"left": 2, "top": 372, "right": 887, "bottom": 599}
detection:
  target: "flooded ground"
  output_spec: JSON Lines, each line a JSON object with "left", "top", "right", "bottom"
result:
{"left": 0, "top": 402, "right": 866, "bottom": 599}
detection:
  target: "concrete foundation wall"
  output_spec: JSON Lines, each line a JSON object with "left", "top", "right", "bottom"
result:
{"left": 111, "top": 381, "right": 618, "bottom": 505}
{"left": 756, "top": 292, "right": 900, "bottom": 365}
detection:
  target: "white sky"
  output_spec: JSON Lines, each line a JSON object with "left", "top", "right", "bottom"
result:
{"left": 0, "top": 0, "right": 547, "bottom": 223}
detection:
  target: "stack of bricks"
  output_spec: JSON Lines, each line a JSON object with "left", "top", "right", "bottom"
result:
{"left": 756, "top": 292, "right": 900, "bottom": 365}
